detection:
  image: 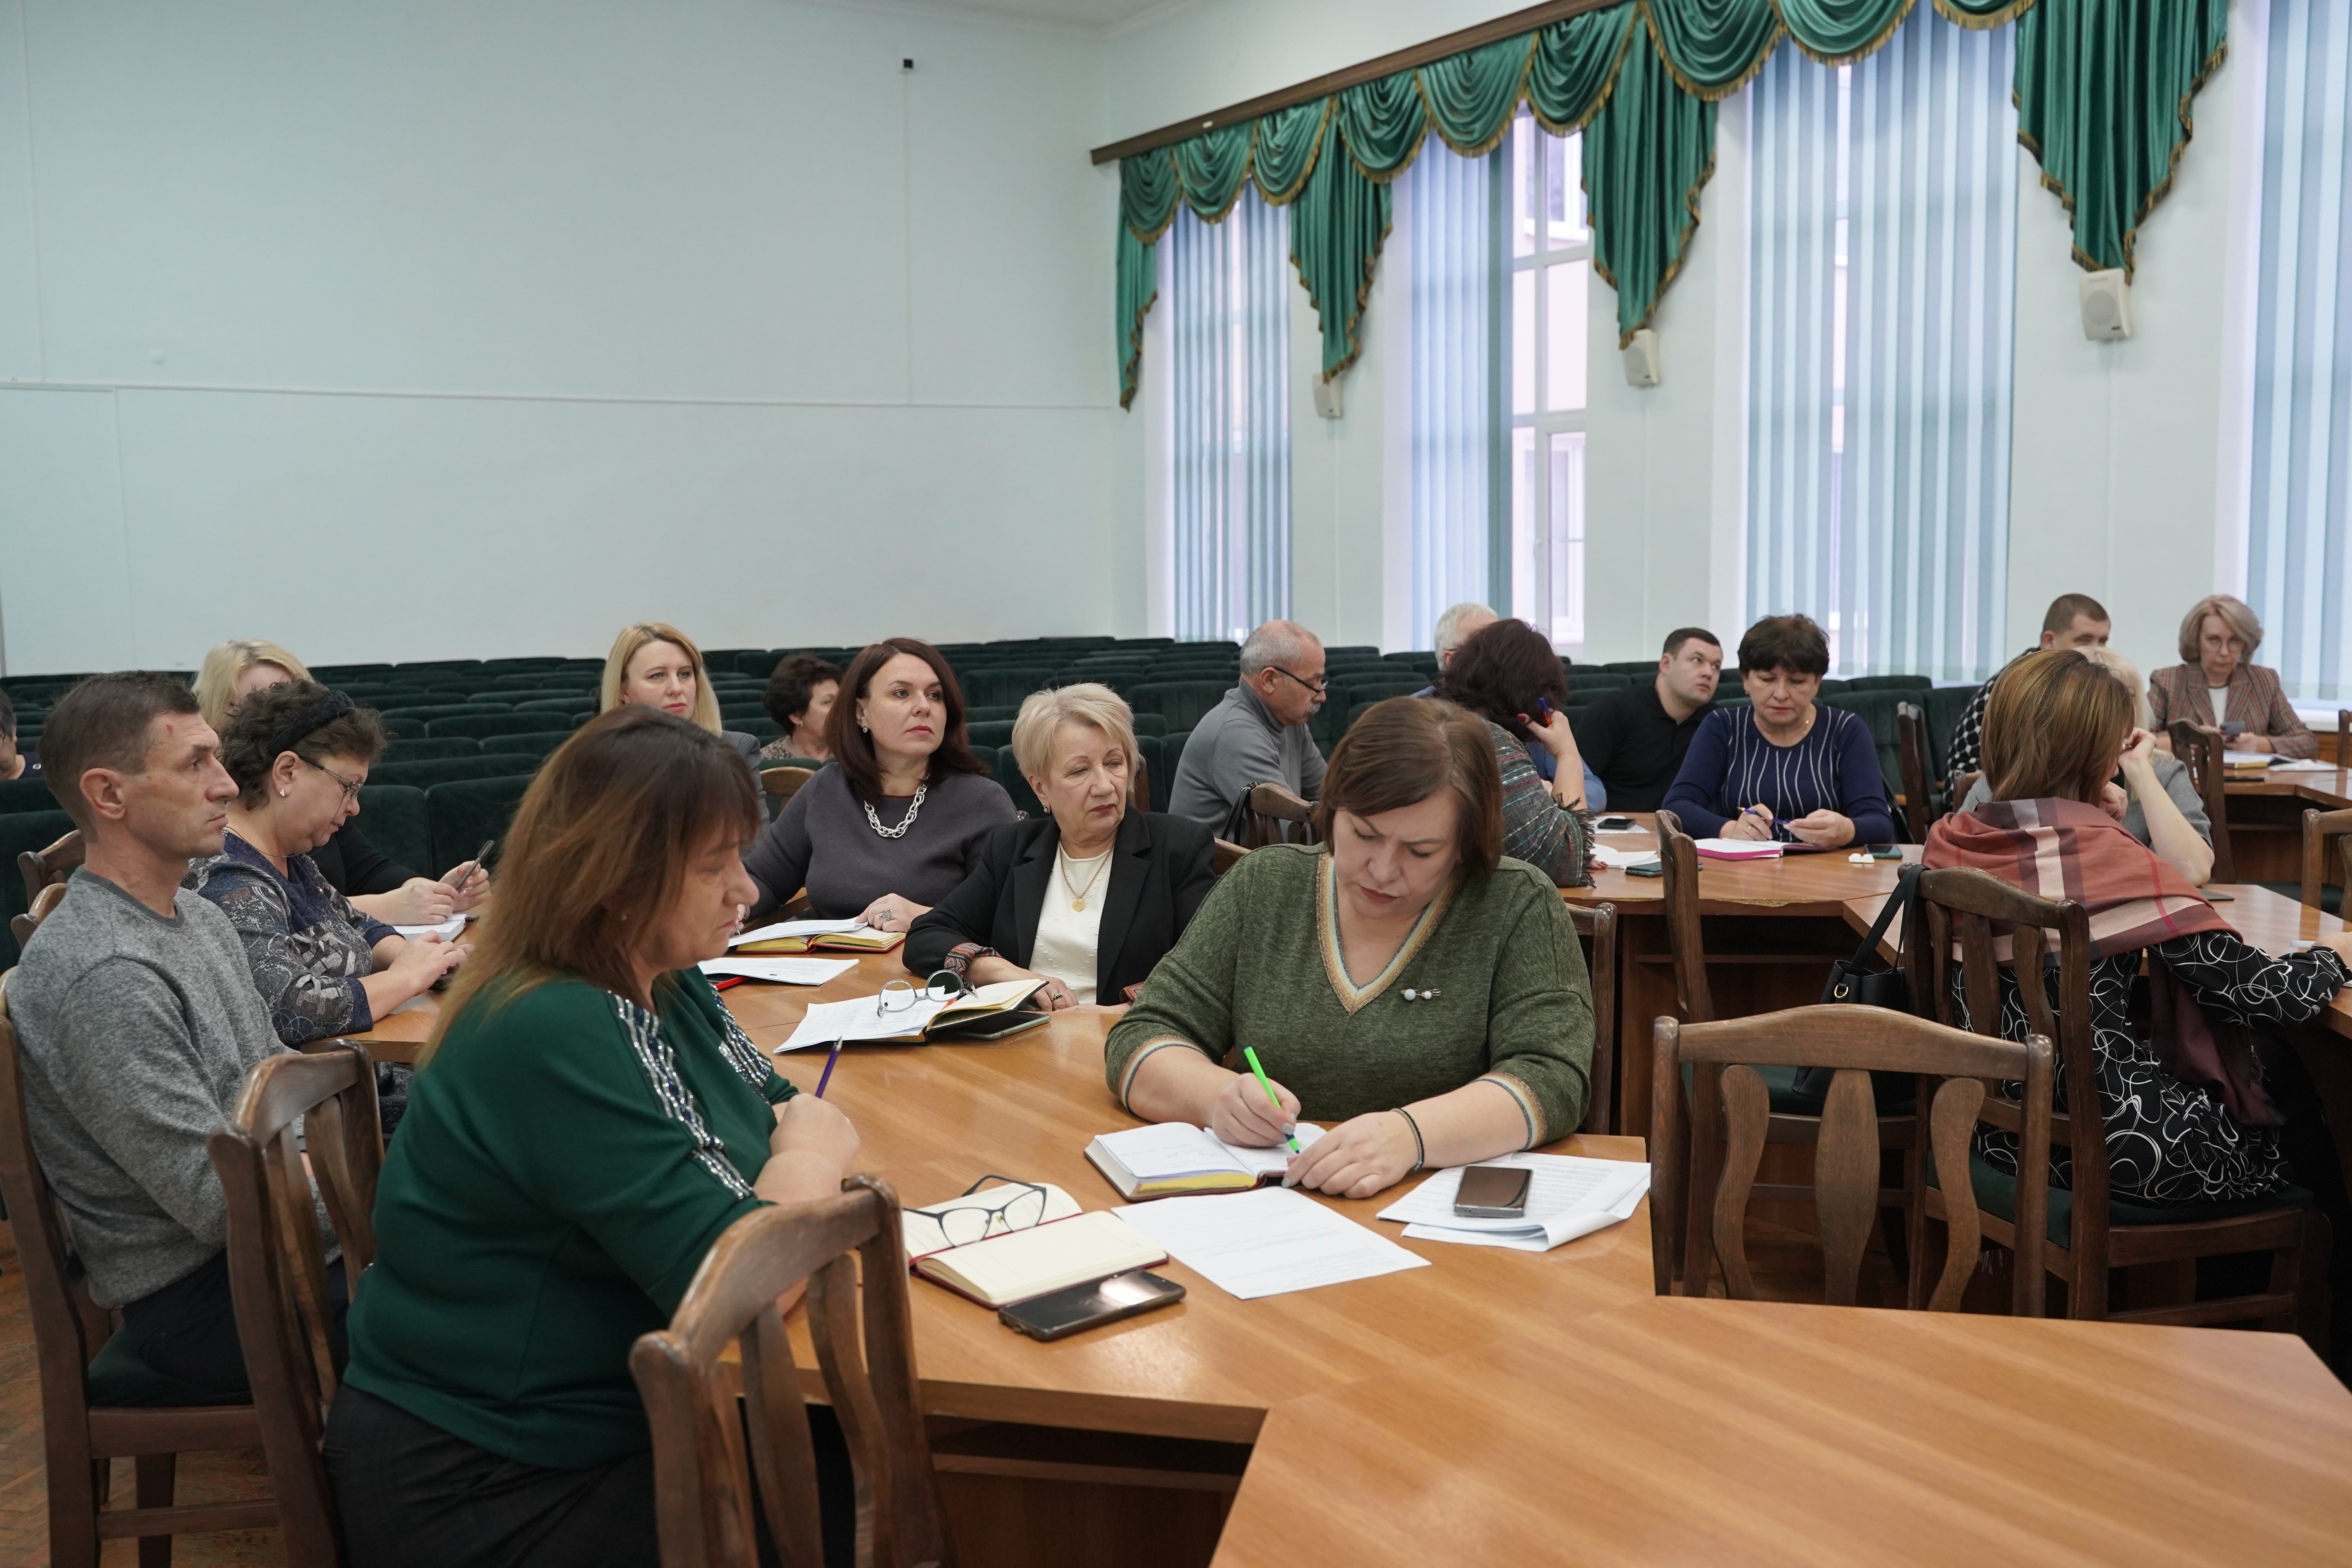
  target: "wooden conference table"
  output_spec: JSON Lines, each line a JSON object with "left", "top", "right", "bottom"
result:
{"left": 2221, "top": 763, "right": 2352, "bottom": 883}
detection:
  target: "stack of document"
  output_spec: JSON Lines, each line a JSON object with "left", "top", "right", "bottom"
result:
{"left": 1376, "top": 1154, "right": 1650, "bottom": 1252}
{"left": 2222, "top": 751, "right": 2276, "bottom": 769}
{"left": 392, "top": 915, "right": 469, "bottom": 940}
{"left": 1591, "top": 843, "right": 1659, "bottom": 870}
{"left": 732, "top": 918, "right": 904, "bottom": 954}
{"left": 1114, "top": 1187, "right": 1428, "bottom": 1299}
{"left": 1695, "top": 838, "right": 1782, "bottom": 860}
{"left": 699, "top": 954, "right": 857, "bottom": 986}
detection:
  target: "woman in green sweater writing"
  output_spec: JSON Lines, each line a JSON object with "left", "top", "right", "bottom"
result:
{"left": 1106, "top": 697, "right": 1595, "bottom": 1199}
{"left": 325, "top": 707, "right": 861, "bottom": 1567}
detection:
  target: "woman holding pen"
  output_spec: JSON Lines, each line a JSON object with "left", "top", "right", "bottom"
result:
{"left": 1104, "top": 698, "right": 1595, "bottom": 1200}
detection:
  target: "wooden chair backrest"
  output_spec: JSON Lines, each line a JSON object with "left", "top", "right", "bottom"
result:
{"left": 1566, "top": 902, "right": 1617, "bottom": 1134}
{"left": 1895, "top": 701, "right": 1933, "bottom": 842}
{"left": 1913, "top": 866, "right": 2105, "bottom": 1255}
{"left": 0, "top": 973, "right": 113, "bottom": 1441}
{"left": 1243, "top": 782, "right": 1315, "bottom": 849}
{"left": 1652, "top": 809, "right": 1712, "bottom": 1022}
{"left": 2299, "top": 807, "right": 2352, "bottom": 910}
{"left": 10, "top": 880, "right": 65, "bottom": 949}
{"left": 630, "top": 1178, "right": 947, "bottom": 1568}
{"left": 2337, "top": 708, "right": 2348, "bottom": 768}
{"left": 1948, "top": 769, "right": 1982, "bottom": 817}
{"left": 760, "top": 766, "right": 816, "bottom": 804}
{"left": 1651, "top": 1004, "right": 2051, "bottom": 1312}
{"left": 1210, "top": 838, "right": 1247, "bottom": 875}
{"left": 206, "top": 1046, "right": 384, "bottom": 1568}
{"left": 17, "top": 826, "right": 83, "bottom": 904}
{"left": 2166, "top": 720, "right": 2236, "bottom": 880}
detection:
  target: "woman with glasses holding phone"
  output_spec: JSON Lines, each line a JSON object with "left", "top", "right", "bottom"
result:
{"left": 326, "top": 707, "right": 862, "bottom": 1568}
{"left": 187, "top": 679, "right": 468, "bottom": 1048}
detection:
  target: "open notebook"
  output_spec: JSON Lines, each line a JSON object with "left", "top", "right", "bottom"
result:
{"left": 732, "top": 918, "right": 906, "bottom": 955}
{"left": 777, "top": 978, "right": 1049, "bottom": 1051}
{"left": 898, "top": 1184, "right": 1165, "bottom": 1308}
{"left": 1085, "top": 1122, "right": 1328, "bottom": 1200}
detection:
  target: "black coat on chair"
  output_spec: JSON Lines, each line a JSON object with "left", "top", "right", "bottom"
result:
{"left": 905, "top": 809, "right": 1217, "bottom": 1002}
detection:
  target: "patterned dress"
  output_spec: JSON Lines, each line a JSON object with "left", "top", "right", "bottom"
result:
{"left": 1955, "top": 932, "right": 2347, "bottom": 1204}
{"left": 188, "top": 831, "right": 397, "bottom": 1047}
{"left": 1481, "top": 721, "right": 1594, "bottom": 887}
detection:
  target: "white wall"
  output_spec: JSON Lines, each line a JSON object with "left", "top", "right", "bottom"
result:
{"left": 0, "top": 0, "right": 1123, "bottom": 675}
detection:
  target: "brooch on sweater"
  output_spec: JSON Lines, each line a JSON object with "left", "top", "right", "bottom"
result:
{"left": 1401, "top": 987, "right": 1441, "bottom": 1002}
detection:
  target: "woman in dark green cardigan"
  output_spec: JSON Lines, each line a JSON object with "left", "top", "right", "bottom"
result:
{"left": 1105, "top": 697, "right": 1594, "bottom": 1200}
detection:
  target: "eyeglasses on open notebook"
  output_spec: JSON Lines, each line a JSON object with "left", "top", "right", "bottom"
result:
{"left": 902, "top": 1175, "right": 1049, "bottom": 1255}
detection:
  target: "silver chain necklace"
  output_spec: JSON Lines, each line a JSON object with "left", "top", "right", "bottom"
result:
{"left": 865, "top": 784, "right": 927, "bottom": 839}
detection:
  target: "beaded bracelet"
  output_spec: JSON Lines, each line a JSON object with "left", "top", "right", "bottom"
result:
{"left": 942, "top": 941, "right": 998, "bottom": 977}
{"left": 1394, "top": 1106, "right": 1426, "bottom": 1172}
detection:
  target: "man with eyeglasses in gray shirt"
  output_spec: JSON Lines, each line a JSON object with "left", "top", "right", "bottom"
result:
{"left": 1168, "top": 621, "right": 1328, "bottom": 843}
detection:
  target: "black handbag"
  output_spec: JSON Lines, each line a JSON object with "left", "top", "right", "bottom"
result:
{"left": 1798, "top": 863, "right": 1922, "bottom": 1109}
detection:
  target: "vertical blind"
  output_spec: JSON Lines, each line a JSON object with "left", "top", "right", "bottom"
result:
{"left": 1403, "top": 135, "right": 1508, "bottom": 644}
{"left": 1745, "top": 5, "right": 2018, "bottom": 680}
{"left": 2245, "top": 0, "right": 2352, "bottom": 701}
{"left": 1167, "top": 193, "right": 1293, "bottom": 643}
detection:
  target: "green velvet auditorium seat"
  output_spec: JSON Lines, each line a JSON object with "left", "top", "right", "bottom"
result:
{"left": 1924, "top": 684, "right": 1980, "bottom": 780}
{"left": 1818, "top": 690, "right": 1902, "bottom": 808}
{"left": 1129, "top": 712, "right": 1167, "bottom": 737}
{"left": 1155, "top": 731, "right": 1191, "bottom": 812}
{"left": 379, "top": 736, "right": 482, "bottom": 763}
{"left": 1125, "top": 682, "right": 1232, "bottom": 731}
{"left": 354, "top": 785, "right": 432, "bottom": 878}
{"left": 1133, "top": 735, "right": 1165, "bottom": 806}
{"left": 995, "top": 748, "right": 1043, "bottom": 816}
{"left": 476, "top": 731, "right": 580, "bottom": 762}
{"left": 367, "top": 756, "right": 541, "bottom": 790}
{"left": 427, "top": 776, "right": 535, "bottom": 878}
{"left": 1600, "top": 661, "right": 1661, "bottom": 676}
{"left": 0, "top": 808, "right": 75, "bottom": 967}
{"left": 427, "top": 712, "right": 588, "bottom": 740}
{"left": 963, "top": 668, "right": 1060, "bottom": 708}
{"left": 1840, "top": 673, "right": 1933, "bottom": 693}
{"left": 0, "top": 778, "right": 58, "bottom": 816}
{"left": 966, "top": 705, "right": 1021, "bottom": 724}
{"left": 1563, "top": 671, "right": 1631, "bottom": 693}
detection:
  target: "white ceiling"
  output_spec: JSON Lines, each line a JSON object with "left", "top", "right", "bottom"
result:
{"left": 825, "top": 0, "right": 1184, "bottom": 34}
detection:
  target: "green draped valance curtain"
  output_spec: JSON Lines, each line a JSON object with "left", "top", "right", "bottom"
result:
{"left": 1115, "top": 0, "right": 2228, "bottom": 408}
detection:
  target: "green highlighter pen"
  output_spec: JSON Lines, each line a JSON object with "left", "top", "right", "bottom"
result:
{"left": 1241, "top": 1046, "right": 1302, "bottom": 1155}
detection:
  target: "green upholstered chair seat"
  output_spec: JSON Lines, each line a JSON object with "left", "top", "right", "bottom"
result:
{"left": 1934, "top": 1149, "right": 2313, "bottom": 1247}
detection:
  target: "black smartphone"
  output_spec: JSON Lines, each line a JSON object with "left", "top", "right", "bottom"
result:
{"left": 1454, "top": 1164, "right": 1532, "bottom": 1218}
{"left": 1594, "top": 815, "right": 1639, "bottom": 832}
{"left": 999, "top": 1270, "right": 1185, "bottom": 1341}
{"left": 1868, "top": 844, "right": 1902, "bottom": 860}
{"left": 1623, "top": 861, "right": 1666, "bottom": 878}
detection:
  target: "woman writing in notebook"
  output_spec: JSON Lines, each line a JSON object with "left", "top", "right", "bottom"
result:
{"left": 743, "top": 637, "right": 1016, "bottom": 933}
{"left": 1658, "top": 613, "right": 1895, "bottom": 848}
{"left": 906, "top": 684, "right": 1216, "bottom": 1009}
{"left": 1104, "top": 698, "right": 1594, "bottom": 1199}
{"left": 325, "top": 706, "right": 860, "bottom": 1567}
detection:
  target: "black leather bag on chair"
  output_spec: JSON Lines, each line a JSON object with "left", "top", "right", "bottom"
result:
{"left": 1799, "top": 864, "right": 1922, "bottom": 1108}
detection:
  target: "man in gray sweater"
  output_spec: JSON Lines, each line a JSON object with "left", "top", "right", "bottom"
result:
{"left": 9, "top": 671, "right": 294, "bottom": 1397}
{"left": 1169, "top": 620, "right": 1328, "bottom": 842}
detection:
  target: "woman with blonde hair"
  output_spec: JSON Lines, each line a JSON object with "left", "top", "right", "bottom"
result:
{"left": 2147, "top": 593, "right": 2315, "bottom": 757}
{"left": 192, "top": 637, "right": 487, "bottom": 924}
{"left": 599, "top": 621, "right": 762, "bottom": 769}
{"left": 906, "top": 683, "right": 1216, "bottom": 1009}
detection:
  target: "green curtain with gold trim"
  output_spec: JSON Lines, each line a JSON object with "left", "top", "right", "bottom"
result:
{"left": 1116, "top": 0, "right": 2227, "bottom": 407}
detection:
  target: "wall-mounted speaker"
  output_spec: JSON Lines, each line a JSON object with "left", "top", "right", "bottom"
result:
{"left": 2079, "top": 269, "right": 2133, "bottom": 341}
{"left": 1622, "top": 328, "right": 1661, "bottom": 388}
{"left": 1312, "top": 373, "right": 1344, "bottom": 419}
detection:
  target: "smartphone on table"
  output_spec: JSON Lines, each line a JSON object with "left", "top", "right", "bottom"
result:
{"left": 999, "top": 1270, "right": 1185, "bottom": 1342}
{"left": 1454, "top": 1164, "right": 1532, "bottom": 1219}
{"left": 1867, "top": 844, "right": 1902, "bottom": 860}
{"left": 1594, "top": 815, "right": 1639, "bottom": 833}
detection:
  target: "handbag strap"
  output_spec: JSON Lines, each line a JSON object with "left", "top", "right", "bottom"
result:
{"left": 1843, "top": 862, "right": 1920, "bottom": 971}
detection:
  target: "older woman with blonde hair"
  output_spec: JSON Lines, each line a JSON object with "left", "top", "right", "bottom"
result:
{"left": 193, "top": 637, "right": 487, "bottom": 924}
{"left": 906, "top": 683, "right": 1216, "bottom": 1009}
{"left": 600, "top": 621, "right": 762, "bottom": 769}
{"left": 2148, "top": 593, "right": 2314, "bottom": 757}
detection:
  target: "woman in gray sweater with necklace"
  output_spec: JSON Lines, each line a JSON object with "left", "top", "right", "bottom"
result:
{"left": 743, "top": 638, "right": 1015, "bottom": 930}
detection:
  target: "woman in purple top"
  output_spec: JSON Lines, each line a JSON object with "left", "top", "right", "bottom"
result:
{"left": 1659, "top": 615, "right": 1895, "bottom": 849}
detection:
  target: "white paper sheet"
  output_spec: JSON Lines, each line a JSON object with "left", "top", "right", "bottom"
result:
{"left": 392, "top": 916, "right": 467, "bottom": 940}
{"left": 699, "top": 955, "right": 858, "bottom": 986}
{"left": 1693, "top": 838, "right": 1782, "bottom": 859}
{"left": 731, "top": 917, "right": 867, "bottom": 948}
{"left": 778, "top": 993, "right": 947, "bottom": 1050}
{"left": 2265, "top": 758, "right": 2337, "bottom": 773}
{"left": 2222, "top": 751, "right": 2276, "bottom": 768}
{"left": 1592, "top": 843, "right": 1660, "bottom": 869}
{"left": 1376, "top": 1154, "right": 1651, "bottom": 1252}
{"left": 1114, "top": 1186, "right": 1428, "bottom": 1299}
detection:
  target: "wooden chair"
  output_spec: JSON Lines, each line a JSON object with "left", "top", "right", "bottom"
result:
{"left": 1209, "top": 838, "right": 1247, "bottom": 875}
{"left": 1895, "top": 701, "right": 1934, "bottom": 842}
{"left": 18, "top": 825, "right": 83, "bottom": 904}
{"left": 760, "top": 766, "right": 816, "bottom": 804}
{"left": 1242, "top": 782, "right": 1315, "bottom": 849}
{"left": 1653, "top": 811, "right": 1917, "bottom": 1290}
{"left": 630, "top": 1177, "right": 951, "bottom": 1568}
{"left": 1567, "top": 902, "right": 1618, "bottom": 1134}
{"left": 206, "top": 1046, "right": 385, "bottom": 1568}
{"left": 2298, "top": 807, "right": 2352, "bottom": 911}
{"left": 1947, "top": 769, "right": 1981, "bottom": 817}
{"left": 1917, "top": 865, "right": 2332, "bottom": 1343}
{"left": 0, "top": 973, "right": 276, "bottom": 1568}
{"left": 1651, "top": 1005, "right": 2052, "bottom": 1311}
{"left": 2166, "top": 720, "right": 2236, "bottom": 881}
{"left": 11, "top": 879, "right": 65, "bottom": 949}
{"left": 2337, "top": 708, "right": 2348, "bottom": 768}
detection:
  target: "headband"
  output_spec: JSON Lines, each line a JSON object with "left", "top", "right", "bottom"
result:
{"left": 265, "top": 688, "right": 356, "bottom": 760}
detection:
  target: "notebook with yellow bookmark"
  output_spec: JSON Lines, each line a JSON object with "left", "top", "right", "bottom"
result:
{"left": 731, "top": 917, "right": 904, "bottom": 955}
{"left": 898, "top": 1182, "right": 1165, "bottom": 1308}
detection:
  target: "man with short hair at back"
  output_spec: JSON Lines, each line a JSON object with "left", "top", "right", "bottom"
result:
{"left": 1946, "top": 593, "right": 2112, "bottom": 777}
{"left": 8, "top": 672, "right": 310, "bottom": 1401}
{"left": 1575, "top": 628, "right": 1723, "bottom": 812}
{"left": 1169, "top": 620, "right": 1328, "bottom": 842}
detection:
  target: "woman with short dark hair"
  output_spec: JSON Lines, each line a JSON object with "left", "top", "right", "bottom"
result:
{"left": 1105, "top": 697, "right": 1594, "bottom": 1200}
{"left": 326, "top": 706, "right": 862, "bottom": 1568}
{"left": 1659, "top": 613, "right": 1894, "bottom": 848}
{"left": 742, "top": 637, "right": 1015, "bottom": 931}
{"left": 188, "top": 680, "right": 466, "bottom": 1045}
{"left": 757, "top": 652, "right": 843, "bottom": 764}
{"left": 1431, "top": 617, "right": 1595, "bottom": 886}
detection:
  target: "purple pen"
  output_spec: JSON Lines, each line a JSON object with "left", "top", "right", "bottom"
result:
{"left": 813, "top": 1038, "right": 846, "bottom": 1098}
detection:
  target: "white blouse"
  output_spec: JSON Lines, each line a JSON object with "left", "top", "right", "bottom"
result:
{"left": 1029, "top": 844, "right": 1111, "bottom": 1004}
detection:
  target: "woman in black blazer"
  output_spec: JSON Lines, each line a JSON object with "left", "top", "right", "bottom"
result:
{"left": 907, "top": 685, "right": 1216, "bottom": 1008}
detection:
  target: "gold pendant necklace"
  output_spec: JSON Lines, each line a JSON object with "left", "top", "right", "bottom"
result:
{"left": 1059, "top": 845, "right": 1111, "bottom": 912}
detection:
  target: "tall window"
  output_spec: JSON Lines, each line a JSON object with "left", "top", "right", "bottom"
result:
{"left": 1166, "top": 192, "right": 1292, "bottom": 642}
{"left": 2244, "top": 1, "right": 2352, "bottom": 699}
{"left": 1510, "top": 115, "right": 1590, "bottom": 648}
{"left": 1746, "top": 7, "right": 2016, "bottom": 679}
